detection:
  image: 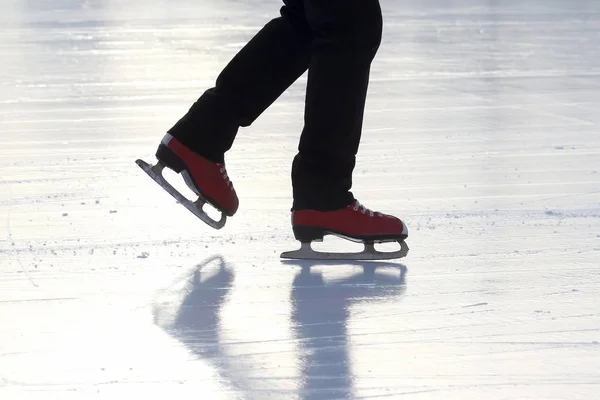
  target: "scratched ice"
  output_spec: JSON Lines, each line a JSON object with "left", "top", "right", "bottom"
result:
{"left": 1, "top": 0, "right": 599, "bottom": 399}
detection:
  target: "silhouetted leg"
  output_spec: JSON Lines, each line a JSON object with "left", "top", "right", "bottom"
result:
{"left": 168, "top": 0, "right": 312, "bottom": 163}
{"left": 291, "top": 0, "right": 383, "bottom": 211}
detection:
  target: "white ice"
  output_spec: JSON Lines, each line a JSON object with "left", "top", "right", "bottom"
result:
{"left": 1, "top": 0, "right": 599, "bottom": 399}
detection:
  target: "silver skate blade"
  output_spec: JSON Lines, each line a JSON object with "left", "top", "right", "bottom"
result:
{"left": 135, "top": 158, "right": 226, "bottom": 230}
{"left": 280, "top": 240, "right": 409, "bottom": 261}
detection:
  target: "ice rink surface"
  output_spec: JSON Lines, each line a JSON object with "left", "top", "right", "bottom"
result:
{"left": 1, "top": 0, "right": 599, "bottom": 398}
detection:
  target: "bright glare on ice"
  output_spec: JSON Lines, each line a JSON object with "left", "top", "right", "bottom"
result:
{"left": 1, "top": 0, "right": 599, "bottom": 399}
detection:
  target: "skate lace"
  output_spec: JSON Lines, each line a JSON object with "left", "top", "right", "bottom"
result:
{"left": 352, "top": 200, "right": 383, "bottom": 217}
{"left": 216, "top": 163, "right": 233, "bottom": 191}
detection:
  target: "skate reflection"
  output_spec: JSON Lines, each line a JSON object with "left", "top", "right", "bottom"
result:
{"left": 290, "top": 262, "right": 407, "bottom": 400}
{"left": 153, "top": 256, "right": 406, "bottom": 399}
{"left": 152, "top": 255, "right": 234, "bottom": 382}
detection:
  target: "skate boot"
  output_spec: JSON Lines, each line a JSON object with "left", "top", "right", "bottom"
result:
{"left": 135, "top": 133, "right": 238, "bottom": 229}
{"left": 281, "top": 200, "right": 409, "bottom": 260}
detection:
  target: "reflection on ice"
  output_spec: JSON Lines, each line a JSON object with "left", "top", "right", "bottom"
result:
{"left": 291, "top": 264, "right": 407, "bottom": 399}
{"left": 153, "top": 256, "right": 407, "bottom": 399}
{"left": 1, "top": 0, "right": 599, "bottom": 398}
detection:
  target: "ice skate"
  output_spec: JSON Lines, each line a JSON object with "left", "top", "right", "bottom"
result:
{"left": 135, "top": 133, "right": 239, "bottom": 230}
{"left": 281, "top": 200, "right": 409, "bottom": 260}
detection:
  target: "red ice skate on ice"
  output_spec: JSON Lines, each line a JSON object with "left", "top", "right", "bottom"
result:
{"left": 135, "top": 133, "right": 238, "bottom": 229}
{"left": 281, "top": 200, "right": 409, "bottom": 260}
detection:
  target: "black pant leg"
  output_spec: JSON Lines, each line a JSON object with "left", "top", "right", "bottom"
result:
{"left": 291, "top": 0, "right": 383, "bottom": 211}
{"left": 168, "top": 1, "right": 312, "bottom": 163}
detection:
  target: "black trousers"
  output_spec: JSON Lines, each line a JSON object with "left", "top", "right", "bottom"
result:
{"left": 168, "top": 0, "right": 383, "bottom": 211}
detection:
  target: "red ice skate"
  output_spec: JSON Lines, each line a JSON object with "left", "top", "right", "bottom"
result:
{"left": 135, "top": 133, "right": 238, "bottom": 229}
{"left": 281, "top": 200, "right": 409, "bottom": 260}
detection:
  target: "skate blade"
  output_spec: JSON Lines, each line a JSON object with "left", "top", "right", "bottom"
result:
{"left": 280, "top": 240, "right": 409, "bottom": 261}
{"left": 135, "top": 158, "right": 226, "bottom": 230}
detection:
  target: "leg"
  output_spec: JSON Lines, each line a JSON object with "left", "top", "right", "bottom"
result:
{"left": 168, "top": 1, "right": 313, "bottom": 163}
{"left": 282, "top": 0, "right": 408, "bottom": 259}
{"left": 292, "top": 0, "right": 383, "bottom": 211}
{"left": 142, "top": 1, "right": 314, "bottom": 223}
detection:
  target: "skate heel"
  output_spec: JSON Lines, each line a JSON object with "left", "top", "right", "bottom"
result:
{"left": 156, "top": 143, "right": 185, "bottom": 173}
{"left": 292, "top": 225, "right": 325, "bottom": 242}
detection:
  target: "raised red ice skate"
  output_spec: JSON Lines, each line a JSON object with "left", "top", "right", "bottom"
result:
{"left": 135, "top": 133, "right": 238, "bottom": 229}
{"left": 281, "top": 200, "right": 409, "bottom": 260}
